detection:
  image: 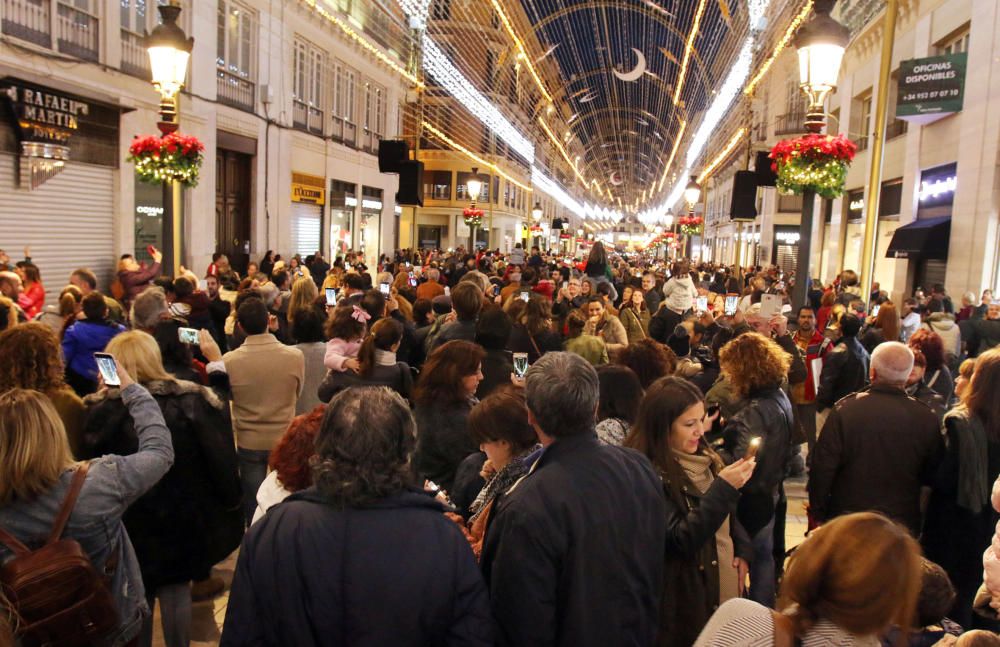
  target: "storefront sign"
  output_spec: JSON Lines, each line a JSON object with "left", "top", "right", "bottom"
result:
{"left": 897, "top": 54, "right": 967, "bottom": 124}
{"left": 917, "top": 163, "right": 958, "bottom": 212}
{"left": 918, "top": 175, "right": 956, "bottom": 202}
{"left": 775, "top": 231, "right": 801, "bottom": 245}
{"left": 1, "top": 81, "right": 89, "bottom": 145}
{"left": 846, "top": 189, "right": 865, "bottom": 222}
{"left": 291, "top": 172, "right": 326, "bottom": 205}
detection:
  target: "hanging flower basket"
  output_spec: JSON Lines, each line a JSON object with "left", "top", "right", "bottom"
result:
{"left": 678, "top": 215, "right": 703, "bottom": 236}
{"left": 128, "top": 132, "right": 205, "bottom": 187}
{"left": 769, "top": 133, "right": 857, "bottom": 199}
{"left": 463, "top": 207, "right": 484, "bottom": 228}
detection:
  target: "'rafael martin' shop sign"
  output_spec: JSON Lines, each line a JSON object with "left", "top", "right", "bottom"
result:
{"left": 2, "top": 80, "right": 89, "bottom": 147}
{"left": 896, "top": 53, "right": 967, "bottom": 125}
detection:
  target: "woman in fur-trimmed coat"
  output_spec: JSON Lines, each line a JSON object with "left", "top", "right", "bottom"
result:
{"left": 80, "top": 364, "right": 243, "bottom": 600}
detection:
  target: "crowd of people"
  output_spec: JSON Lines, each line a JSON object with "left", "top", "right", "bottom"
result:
{"left": 1, "top": 239, "right": 1000, "bottom": 646}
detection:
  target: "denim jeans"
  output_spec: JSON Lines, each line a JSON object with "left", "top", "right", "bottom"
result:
{"left": 138, "top": 582, "right": 191, "bottom": 647}
{"left": 749, "top": 515, "right": 777, "bottom": 607}
{"left": 238, "top": 448, "right": 271, "bottom": 526}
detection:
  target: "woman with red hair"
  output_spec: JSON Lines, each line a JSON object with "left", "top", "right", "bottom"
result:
{"left": 252, "top": 405, "right": 325, "bottom": 524}
{"left": 908, "top": 328, "right": 954, "bottom": 402}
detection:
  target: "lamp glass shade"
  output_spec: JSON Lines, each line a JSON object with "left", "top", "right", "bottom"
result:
{"left": 663, "top": 215, "right": 674, "bottom": 227}
{"left": 466, "top": 172, "right": 483, "bottom": 201}
{"left": 797, "top": 42, "right": 844, "bottom": 91}
{"left": 148, "top": 46, "right": 190, "bottom": 98}
{"left": 531, "top": 202, "right": 543, "bottom": 221}
{"left": 684, "top": 186, "right": 701, "bottom": 207}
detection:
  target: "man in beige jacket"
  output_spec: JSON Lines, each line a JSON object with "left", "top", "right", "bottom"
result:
{"left": 223, "top": 297, "right": 305, "bottom": 524}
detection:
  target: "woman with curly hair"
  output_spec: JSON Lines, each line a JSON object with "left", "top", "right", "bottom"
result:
{"left": 617, "top": 338, "right": 678, "bottom": 390}
{"left": 412, "top": 340, "right": 485, "bottom": 494}
{"left": 34, "top": 284, "right": 82, "bottom": 337}
{"left": 717, "top": 332, "right": 795, "bottom": 608}
{"left": 0, "top": 322, "right": 86, "bottom": 455}
{"left": 251, "top": 405, "right": 325, "bottom": 524}
{"left": 908, "top": 328, "right": 954, "bottom": 401}
{"left": 222, "top": 386, "right": 492, "bottom": 645}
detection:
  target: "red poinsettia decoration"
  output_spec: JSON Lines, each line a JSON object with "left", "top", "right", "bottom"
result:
{"left": 462, "top": 207, "right": 484, "bottom": 228}
{"left": 128, "top": 132, "right": 205, "bottom": 187}
{"left": 769, "top": 133, "right": 857, "bottom": 199}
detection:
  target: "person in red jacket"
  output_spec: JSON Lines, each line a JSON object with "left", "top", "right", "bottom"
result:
{"left": 16, "top": 262, "right": 45, "bottom": 319}
{"left": 792, "top": 305, "right": 832, "bottom": 451}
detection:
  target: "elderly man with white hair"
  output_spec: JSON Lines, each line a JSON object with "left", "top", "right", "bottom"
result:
{"left": 808, "top": 341, "right": 943, "bottom": 535}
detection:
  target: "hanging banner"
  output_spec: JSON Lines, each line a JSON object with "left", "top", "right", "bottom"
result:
{"left": 896, "top": 53, "right": 967, "bottom": 125}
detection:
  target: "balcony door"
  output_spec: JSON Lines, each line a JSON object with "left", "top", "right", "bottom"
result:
{"left": 215, "top": 147, "right": 253, "bottom": 274}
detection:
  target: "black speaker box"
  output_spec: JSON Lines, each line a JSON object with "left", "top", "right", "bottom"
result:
{"left": 730, "top": 170, "right": 759, "bottom": 221}
{"left": 755, "top": 150, "right": 778, "bottom": 187}
{"left": 378, "top": 139, "right": 409, "bottom": 173}
{"left": 396, "top": 160, "right": 424, "bottom": 206}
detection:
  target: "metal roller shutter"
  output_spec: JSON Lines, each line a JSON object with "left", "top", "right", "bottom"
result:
{"left": 290, "top": 202, "right": 322, "bottom": 259}
{"left": 0, "top": 154, "right": 115, "bottom": 304}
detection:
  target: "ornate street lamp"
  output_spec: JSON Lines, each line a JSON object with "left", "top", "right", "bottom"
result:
{"left": 145, "top": 0, "right": 193, "bottom": 276}
{"left": 531, "top": 201, "right": 543, "bottom": 221}
{"left": 791, "top": 0, "right": 848, "bottom": 310}
{"left": 796, "top": 0, "right": 849, "bottom": 133}
{"left": 464, "top": 167, "right": 484, "bottom": 250}
{"left": 684, "top": 176, "right": 702, "bottom": 208}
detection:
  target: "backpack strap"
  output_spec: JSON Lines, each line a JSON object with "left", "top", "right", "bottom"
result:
{"left": 47, "top": 463, "right": 90, "bottom": 545}
{"left": 0, "top": 524, "right": 30, "bottom": 556}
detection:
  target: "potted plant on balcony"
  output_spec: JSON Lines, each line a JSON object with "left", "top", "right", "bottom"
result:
{"left": 769, "top": 133, "right": 857, "bottom": 199}
{"left": 128, "top": 132, "right": 205, "bottom": 187}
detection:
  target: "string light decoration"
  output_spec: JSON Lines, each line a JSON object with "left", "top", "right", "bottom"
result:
{"left": 745, "top": 0, "right": 814, "bottom": 96}
{"left": 697, "top": 127, "right": 747, "bottom": 184}
{"left": 769, "top": 133, "right": 857, "bottom": 199}
{"left": 128, "top": 132, "right": 204, "bottom": 187}
{"left": 420, "top": 121, "right": 532, "bottom": 192}
{"left": 672, "top": 0, "right": 709, "bottom": 105}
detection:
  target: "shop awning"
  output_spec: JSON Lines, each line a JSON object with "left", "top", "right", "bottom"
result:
{"left": 885, "top": 216, "right": 951, "bottom": 260}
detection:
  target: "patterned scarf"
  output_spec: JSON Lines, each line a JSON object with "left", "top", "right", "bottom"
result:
{"left": 468, "top": 446, "right": 540, "bottom": 523}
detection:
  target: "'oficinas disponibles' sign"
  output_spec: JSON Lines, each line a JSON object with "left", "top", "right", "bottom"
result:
{"left": 896, "top": 53, "right": 967, "bottom": 124}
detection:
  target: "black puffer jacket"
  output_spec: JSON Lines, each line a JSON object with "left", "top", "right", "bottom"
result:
{"left": 80, "top": 378, "right": 243, "bottom": 590}
{"left": 719, "top": 386, "right": 795, "bottom": 534}
{"left": 815, "top": 337, "right": 870, "bottom": 411}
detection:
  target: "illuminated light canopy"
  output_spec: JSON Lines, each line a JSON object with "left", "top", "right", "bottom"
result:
{"left": 672, "top": 0, "right": 709, "bottom": 105}
{"left": 697, "top": 128, "right": 747, "bottom": 184}
{"left": 421, "top": 121, "right": 531, "bottom": 192}
{"left": 745, "top": 1, "right": 813, "bottom": 96}
{"left": 421, "top": 35, "right": 535, "bottom": 161}
{"left": 532, "top": 166, "right": 581, "bottom": 214}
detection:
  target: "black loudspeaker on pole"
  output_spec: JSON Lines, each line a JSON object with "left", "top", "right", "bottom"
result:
{"left": 396, "top": 160, "right": 424, "bottom": 207}
{"left": 729, "top": 170, "right": 759, "bottom": 221}
{"left": 378, "top": 139, "right": 409, "bottom": 174}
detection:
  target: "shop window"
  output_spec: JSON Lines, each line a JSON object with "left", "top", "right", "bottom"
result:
{"left": 880, "top": 180, "right": 903, "bottom": 218}
{"left": 423, "top": 170, "right": 452, "bottom": 200}
{"left": 361, "top": 80, "right": 386, "bottom": 152}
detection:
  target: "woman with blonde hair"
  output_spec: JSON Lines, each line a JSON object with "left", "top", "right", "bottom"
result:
{"left": 695, "top": 512, "right": 922, "bottom": 646}
{"left": 79, "top": 330, "right": 242, "bottom": 647}
{"left": 286, "top": 275, "right": 319, "bottom": 328}
{"left": 923, "top": 347, "right": 1000, "bottom": 628}
{"left": 0, "top": 362, "right": 173, "bottom": 647}
{"left": 0, "top": 322, "right": 87, "bottom": 455}
{"left": 717, "top": 332, "right": 795, "bottom": 607}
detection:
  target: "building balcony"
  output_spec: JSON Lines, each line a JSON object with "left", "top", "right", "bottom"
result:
{"left": 293, "top": 99, "right": 324, "bottom": 136}
{"left": 330, "top": 116, "right": 357, "bottom": 148}
{"left": 854, "top": 134, "right": 870, "bottom": 152}
{"left": 886, "top": 119, "right": 908, "bottom": 140}
{"left": 120, "top": 28, "right": 150, "bottom": 80}
{"left": 2, "top": 0, "right": 99, "bottom": 62}
{"left": 774, "top": 112, "right": 806, "bottom": 136}
{"left": 216, "top": 67, "right": 255, "bottom": 112}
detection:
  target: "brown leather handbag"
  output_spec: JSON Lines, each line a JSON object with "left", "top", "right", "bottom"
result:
{"left": 0, "top": 463, "right": 119, "bottom": 647}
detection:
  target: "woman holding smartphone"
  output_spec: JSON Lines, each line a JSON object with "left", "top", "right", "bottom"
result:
{"left": 624, "top": 376, "right": 755, "bottom": 647}
{"left": 0, "top": 360, "right": 174, "bottom": 647}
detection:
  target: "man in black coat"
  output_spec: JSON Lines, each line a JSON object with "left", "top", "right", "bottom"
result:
{"left": 480, "top": 352, "right": 667, "bottom": 647}
{"left": 809, "top": 342, "right": 944, "bottom": 536}
{"left": 816, "top": 313, "right": 870, "bottom": 412}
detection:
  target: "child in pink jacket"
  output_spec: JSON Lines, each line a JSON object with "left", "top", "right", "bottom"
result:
{"left": 324, "top": 305, "right": 369, "bottom": 372}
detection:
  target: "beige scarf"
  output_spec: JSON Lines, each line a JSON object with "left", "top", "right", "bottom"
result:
{"left": 673, "top": 450, "right": 740, "bottom": 603}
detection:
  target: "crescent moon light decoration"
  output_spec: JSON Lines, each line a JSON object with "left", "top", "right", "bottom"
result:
{"left": 613, "top": 48, "right": 647, "bottom": 82}
{"left": 609, "top": 172, "right": 624, "bottom": 186}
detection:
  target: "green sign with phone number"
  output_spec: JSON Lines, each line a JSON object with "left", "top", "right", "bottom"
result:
{"left": 896, "top": 53, "right": 967, "bottom": 118}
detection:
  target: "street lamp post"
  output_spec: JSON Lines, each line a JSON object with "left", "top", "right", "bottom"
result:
{"left": 663, "top": 210, "right": 674, "bottom": 263}
{"left": 684, "top": 176, "right": 701, "bottom": 262}
{"left": 531, "top": 201, "right": 543, "bottom": 250}
{"left": 791, "top": 0, "right": 848, "bottom": 311}
{"left": 465, "top": 167, "right": 483, "bottom": 252}
{"left": 145, "top": 0, "right": 193, "bottom": 277}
